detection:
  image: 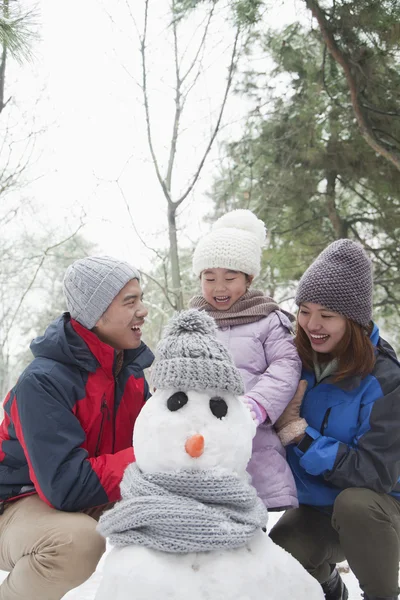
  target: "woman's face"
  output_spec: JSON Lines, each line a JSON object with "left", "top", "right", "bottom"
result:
{"left": 298, "top": 302, "right": 347, "bottom": 354}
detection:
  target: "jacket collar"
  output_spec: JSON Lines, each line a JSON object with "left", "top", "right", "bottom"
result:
{"left": 308, "top": 322, "right": 379, "bottom": 392}
{"left": 70, "top": 318, "right": 154, "bottom": 376}
{"left": 70, "top": 319, "right": 115, "bottom": 375}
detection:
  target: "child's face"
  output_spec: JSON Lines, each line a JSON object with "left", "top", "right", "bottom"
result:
{"left": 200, "top": 268, "right": 251, "bottom": 311}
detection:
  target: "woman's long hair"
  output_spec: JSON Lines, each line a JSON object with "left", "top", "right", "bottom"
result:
{"left": 295, "top": 316, "right": 376, "bottom": 382}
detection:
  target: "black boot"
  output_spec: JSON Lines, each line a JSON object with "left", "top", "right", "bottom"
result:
{"left": 321, "top": 568, "right": 349, "bottom": 600}
{"left": 363, "top": 595, "right": 398, "bottom": 599}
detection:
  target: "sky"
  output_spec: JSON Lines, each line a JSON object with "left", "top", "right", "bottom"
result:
{"left": 6, "top": 0, "right": 308, "bottom": 271}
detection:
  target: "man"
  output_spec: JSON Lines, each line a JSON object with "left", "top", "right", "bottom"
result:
{"left": 0, "top": 256, "right": 154, "bottom": 599}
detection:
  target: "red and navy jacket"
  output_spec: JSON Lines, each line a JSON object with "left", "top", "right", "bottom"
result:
{"left": 0, "top": 313, "right": 154, "bottom": 512}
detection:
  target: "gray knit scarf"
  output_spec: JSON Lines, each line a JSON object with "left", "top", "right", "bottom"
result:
{"left": 98, "top": 463, "right": 268, "bottom": 553}
{"left": 189, "top": 289, "right": 294, "bottom": 327}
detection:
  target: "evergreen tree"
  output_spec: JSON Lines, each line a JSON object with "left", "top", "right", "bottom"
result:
{"left": 210, "top": 24, "right": 399, "bottom": 345}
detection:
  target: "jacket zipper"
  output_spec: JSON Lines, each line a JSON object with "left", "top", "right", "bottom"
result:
{"left": 112, "top": 372, "right": 119, "bottom": 453}
{"left": 320, "top": 407, "right": 332, "bottom": 434}
{"left": 95, "top": 397, "right": 110, "bottom": 457}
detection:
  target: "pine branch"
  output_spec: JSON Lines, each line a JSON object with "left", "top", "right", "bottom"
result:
{"left": 304, "top": 0, "right": 400, "bottom": 171}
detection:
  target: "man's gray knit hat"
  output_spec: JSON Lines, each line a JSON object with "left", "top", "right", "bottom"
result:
{"left": 295, "top": 239, "right": 373, "bottom": 327}
{"left": 151, "top": 309, "right": 244, "bottom": 395}
{"left": 63, "top": 256, "right": 140, "bottom": 330}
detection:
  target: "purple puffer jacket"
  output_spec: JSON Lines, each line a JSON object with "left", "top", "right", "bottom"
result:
{"left": 216, "top": 311, "right": 301, "bottom": 510}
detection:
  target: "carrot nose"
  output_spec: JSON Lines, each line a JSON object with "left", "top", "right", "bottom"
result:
{"left": 185, "top": 434, "right": 204, "bottom": 458}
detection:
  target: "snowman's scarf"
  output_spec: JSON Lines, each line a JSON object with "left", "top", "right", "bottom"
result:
{"left": 98, "top": 463, "right": 268, "bottom": 553}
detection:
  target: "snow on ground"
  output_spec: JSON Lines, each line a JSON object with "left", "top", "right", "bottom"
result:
{"left": 0, "top": 512, "right": 365, "bottom": 599}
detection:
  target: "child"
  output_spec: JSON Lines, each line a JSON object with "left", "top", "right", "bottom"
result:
{"left": 190, "top": 209, "right": 301, "bottom": 510}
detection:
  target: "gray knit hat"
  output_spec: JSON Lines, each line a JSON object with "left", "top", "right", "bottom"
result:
{"left": 151, "top": 309, "right": 244, "bottom": 395}
{"left": 295, "top": 239, "right": 373, "bottom": 327}
{"left": 63, "top": 256, "right": 140, "bottom": 329}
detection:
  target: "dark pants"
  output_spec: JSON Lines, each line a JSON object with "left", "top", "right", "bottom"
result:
{"left": 270, "top": 488, "right": 400, "bottom": 598}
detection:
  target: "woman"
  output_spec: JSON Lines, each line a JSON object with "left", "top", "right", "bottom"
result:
{"left": 270, "top": 239, "right": 400, "bottom": 600}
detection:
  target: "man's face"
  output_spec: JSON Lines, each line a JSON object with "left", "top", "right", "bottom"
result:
{"left": 93, "top": 279, "right": 148, "bottom": 350}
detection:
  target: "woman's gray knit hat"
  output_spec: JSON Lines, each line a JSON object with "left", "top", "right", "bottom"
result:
{"left": 295, "top": 239, "right": 373, "bottom": 327}
{"left": 63, "top": 256, "right": 140, "bottom": 330}
{"left": 151, "top": 309, "right": 244, "bottom": 395}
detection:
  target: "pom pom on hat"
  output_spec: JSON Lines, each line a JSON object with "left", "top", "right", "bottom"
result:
{"left": 192, "top": 209, "right": 266, "bottom": 277}
{"left": 151, "top": 309, "right": 244, "bottom": 395}
{"left": 213, "top": 209, "right": 266, "bottom": 245}
{"left": 163, "top": 309, "right": 217, "bottom": 337}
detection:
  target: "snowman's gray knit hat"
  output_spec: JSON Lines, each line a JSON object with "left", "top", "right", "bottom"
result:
{"left": 295, "top": 239, "right": 373, "bottom": 327}
{"left": 151, "top": 309, "right": 244, "bottom": 395}
{"left": 63, "top": 256, "right": 140, "bottom": 330}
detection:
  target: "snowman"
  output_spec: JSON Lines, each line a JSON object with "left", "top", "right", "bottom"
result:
{"left": 95, "top": 310, "right": 324, "bottom": 600}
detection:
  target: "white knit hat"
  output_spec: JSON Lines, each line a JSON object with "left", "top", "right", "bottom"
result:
{"left": 192, "top": 209, "right": 266, "bottom": 277}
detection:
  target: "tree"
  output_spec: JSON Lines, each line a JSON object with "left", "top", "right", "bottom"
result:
{"left": 8, "top": 233, "right": 96, "bottom": 392}
{"left": 209, "top": 23, "right": 399, "bottom": 344}
{"left": 105, "top": 0, "right": 245, "bottom": 310}
{"left": 139, "top": 247, "right": 198, "bottom": 353}
{"left": 1, "top": 0, "right": 37, "bottom": 113}
{"left": 303, "top": 0, "right": 400, "bottom": 171}
{"left": 1, "top": 0, "right": 39, "bottom": 206}
{"left": 180, "top": 0, "right": 400, "bottom": 171}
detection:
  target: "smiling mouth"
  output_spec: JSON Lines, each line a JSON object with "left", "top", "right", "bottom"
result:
{"left": 214, "top": 296, "right": 230, "bottom": 303}
{"left": 310, "top": 333, "right": 329, "bottom": 341}
{"left": 131, "top": 324, "right": 143, "bottom": 332}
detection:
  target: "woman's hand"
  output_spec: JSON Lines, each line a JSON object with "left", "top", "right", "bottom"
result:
{"left": 275, "top": 380, "right": 308, "bottom": 446}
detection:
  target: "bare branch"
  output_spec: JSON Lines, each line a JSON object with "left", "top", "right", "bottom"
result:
{"left": 140, "top": 0, "right": 173, "bottom": 204}
{"left": 165, "top": 3, "right": 181, "bottom": 194}
{"left": 115, "top": 176, "right": 167, "bottom": 264}
{"left": 175, "top": 24, "right": 241, "bottom": 206}
{"left": 139, "top": 269, "right": 177, "bottom": 311}
{"left": 1, "top": 223, "right": 85, "bottom": 350}
{"left": 180, "top": 2, "right": 215, "bottom": 85}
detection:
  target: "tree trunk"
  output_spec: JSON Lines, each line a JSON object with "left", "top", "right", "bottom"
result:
{"left": 325, "top": 169, "right": 348, "bottom": 238}
{"left": 168, "top": 204, "right": 184, "bottom": 311}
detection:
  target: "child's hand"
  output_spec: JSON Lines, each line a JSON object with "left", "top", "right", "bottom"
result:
{"left": 240, "top": 396, "right": 267, "bottom": 427}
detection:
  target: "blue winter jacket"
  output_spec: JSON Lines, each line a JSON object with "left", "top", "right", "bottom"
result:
{"left": 287, "top": 324, "right": 400, "bottom": 506}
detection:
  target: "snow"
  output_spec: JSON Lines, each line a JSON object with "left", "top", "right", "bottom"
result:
{"left": 0, "top": 387, "right": 365, "bottom": 598}
{"left": 0, "top": 513, "right": 364, "bottom": 599}
{"left": 95, "top": 530, "right": 324, "bottom": 600}
{"left": 95, "top": 387, "right": 326, "bottom": 600}
{"left": 133, "top": 389, "right": 256, "bottom": 475}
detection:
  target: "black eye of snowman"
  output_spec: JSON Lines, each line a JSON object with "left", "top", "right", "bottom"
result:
{"left": 209, "top": 396, "right": 228, "bottom": 419}
{"left": 167, "top": 391, "right": 188, "bottom": 412}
